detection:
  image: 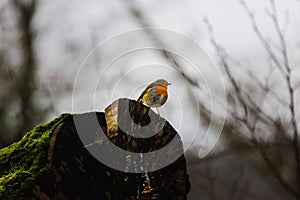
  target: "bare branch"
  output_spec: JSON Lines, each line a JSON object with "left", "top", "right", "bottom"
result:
{"left": 268, "top": 0, "right": 300, "bottom": 189}
{"left": 240, "top": 0, "right": 287, "bottom": 77}
{"left": 124, "top": 1, "right": 199, "bottom": 88}
{"left": 241, "top": 0, "right": 300, "bottom": 192}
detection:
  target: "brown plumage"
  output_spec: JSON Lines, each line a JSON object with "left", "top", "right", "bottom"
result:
{"left": 137, "top": 79, "right": 171, "bottom": 109}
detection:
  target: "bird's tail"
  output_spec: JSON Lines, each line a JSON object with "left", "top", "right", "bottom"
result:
{"left": 137, "top": 95, "right": 143, "bottom": 102}
{"left": 137, "top": 90, "right": 146, "bottom": 102}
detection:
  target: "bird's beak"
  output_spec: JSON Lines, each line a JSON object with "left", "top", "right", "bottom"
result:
{"left": 167, "top": 83, "right": 172, "bottom": 86}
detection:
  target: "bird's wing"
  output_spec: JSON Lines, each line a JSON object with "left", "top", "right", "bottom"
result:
{"left": 137, "top": 83, "right": 153, "bottom": 102}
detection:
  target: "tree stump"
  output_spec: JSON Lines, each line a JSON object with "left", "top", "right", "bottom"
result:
{"left": 0, "top": 98, "right": 190, "bottom": 199}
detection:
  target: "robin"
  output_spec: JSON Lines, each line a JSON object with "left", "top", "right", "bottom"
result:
{"left": 137, "top": 79, "right": 171, "bottom": 115}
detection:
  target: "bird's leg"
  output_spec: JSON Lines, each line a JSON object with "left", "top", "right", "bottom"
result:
{"left": 156, "top": 107, "right": 160, "bottom": 116}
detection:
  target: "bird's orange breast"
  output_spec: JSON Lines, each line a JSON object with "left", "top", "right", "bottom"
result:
{"left": 156, "top": 85, "right": 168, "bottom": 96}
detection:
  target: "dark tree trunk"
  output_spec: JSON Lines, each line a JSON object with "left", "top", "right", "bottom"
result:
{"left": 0, "top": 98, "right": 190, "bottom": 200}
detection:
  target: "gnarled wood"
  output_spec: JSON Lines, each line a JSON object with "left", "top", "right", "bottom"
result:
{"left": 0, "top": 98, "right": 190, "bottom": 199}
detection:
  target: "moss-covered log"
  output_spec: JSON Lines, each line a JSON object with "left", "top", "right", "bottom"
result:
{"left": 0, "top": 98, "right": 190, "bottom": 199}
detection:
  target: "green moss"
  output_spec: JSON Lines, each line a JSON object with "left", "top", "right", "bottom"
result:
{"left": 0, "top": 113, "right": 71, "bottom": 200}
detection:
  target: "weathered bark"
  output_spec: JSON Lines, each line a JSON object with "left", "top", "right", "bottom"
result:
{"left": 0, "top": 98, "right": 190, "bottom": 199}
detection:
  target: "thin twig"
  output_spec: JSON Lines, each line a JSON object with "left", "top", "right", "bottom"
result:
{"left": 268, "top": 0, "right": 300, "bottom": 191}
{"left": 240, "top": 0, "right": 287, "bottom": 76}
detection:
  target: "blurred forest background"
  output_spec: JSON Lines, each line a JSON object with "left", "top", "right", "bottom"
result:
{"left": 1, "top": 0, "right": 300, "bottom": 199}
